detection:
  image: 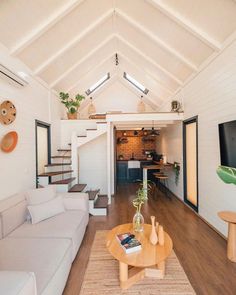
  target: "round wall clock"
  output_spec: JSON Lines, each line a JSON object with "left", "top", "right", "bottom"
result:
{"left": 0, "top": 131, "right": 18, "bottom": 153}
{"left": 0, "top": 100, "right": 17, "bottom": 125}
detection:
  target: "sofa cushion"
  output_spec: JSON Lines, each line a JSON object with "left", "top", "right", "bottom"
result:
{"left": 0, "top": 193, "right": 27, "bottom": 239}
{"left": 0, "top": 271, "right": 37, "bottom": 295}
{"left": 26, "top": 186, "right": 56, "bottom": 206}
{"left": 9, "top": 210, "right": 89, "bottom": 260}
{"left": 0, "top": 238, "right": 72, "bottom": 295}
{"left": 27, "top": 196, "right": 65, "bottom": 224}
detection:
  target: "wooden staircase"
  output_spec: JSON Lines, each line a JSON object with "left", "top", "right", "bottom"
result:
{"left": 37, "top": 148, "right": 108, "bottom": 216}
{"left": 86, "top": 189, "right": 108, "bottom": 216}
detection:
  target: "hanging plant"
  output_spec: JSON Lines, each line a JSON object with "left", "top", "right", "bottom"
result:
{"left": 173, "top": 162, "right": 180, "bottom": 185}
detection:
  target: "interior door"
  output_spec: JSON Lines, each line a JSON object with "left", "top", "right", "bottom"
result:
{"left": 183, "top": 117, "right": 198, "bottom": 211}
{"left": 35, "top": 120, "right": 51, "bottom": 187}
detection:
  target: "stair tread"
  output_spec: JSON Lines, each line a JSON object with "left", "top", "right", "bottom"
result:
{"left": 77, "top": 135, "right": 87, "bottom": 138}
{"left": 39, "top": 170, "right": 73, "bottom": 177}
{"left": 69, "top": 184, "right": 87, "bottom": 192}
{"left": 86, "top": 189, "right": 100, "bottom": 200}
{"left": 96, "top": 122, "right": 107, "bottom": 124}
{"left": 86, "top": 129, "right": 97, "bottom": 131}
{"left": 94, "top": 195, "right": 108, "bottom": 209}
{"left": 45, "top": 163, "right": 72, "bottom": 167}
{"left": 50, "top": 177, "right": 76, "bottom": 185}
{"left": 57, "top": 149, "right": 71, "bottom": 152}
{"left": 51, "top": 156, "right": 71, "bottom": 159}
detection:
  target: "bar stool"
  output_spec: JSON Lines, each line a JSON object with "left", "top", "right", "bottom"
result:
{"left": 148, "top": 181, "right": 158, "bottom": 200}
{"left": 155, "top": 174, "right": 170, "bottom": 199}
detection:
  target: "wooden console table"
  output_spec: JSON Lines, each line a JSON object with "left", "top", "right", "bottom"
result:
{"left": 218, "top": 211, "right": 236, "bottom": 262}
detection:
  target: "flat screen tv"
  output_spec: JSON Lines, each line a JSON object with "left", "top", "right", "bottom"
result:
{"left": 219, "top": 120, "right": 236, "bottom": 168}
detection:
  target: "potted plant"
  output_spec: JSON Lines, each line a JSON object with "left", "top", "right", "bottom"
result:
{"left": 59, "top": 92, "right": 85, "bottom": 120}
{"left": 132, "top": 182, "right": 150, "bottom": 232}
{"left": 173, "top": 162, "right": 180, "bottom": 185}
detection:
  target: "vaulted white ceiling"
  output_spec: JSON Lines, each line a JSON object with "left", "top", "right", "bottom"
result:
{"left": 0, "top": 0, "right": 236, "bottom": 110}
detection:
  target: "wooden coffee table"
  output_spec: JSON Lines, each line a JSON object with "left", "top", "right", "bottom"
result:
{"left": 106, "top": 223, "right": 173, "bottom": 289}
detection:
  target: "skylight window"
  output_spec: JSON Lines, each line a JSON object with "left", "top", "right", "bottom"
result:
{"left": 85, "top": 73, "right": 110, "bottom": 96}
{"left": 123, "top": 72, "right": 149, "bottom": 95}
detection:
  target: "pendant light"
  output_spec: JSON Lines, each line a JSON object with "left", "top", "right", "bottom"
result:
{"left": 137, "top": 95, "right": 146, "bottom": 113}
{"left": 88, "top": 97, "right": 96, "bottom": 115}
{"left": 150, "top": 120, "right": 159, "bottom": 137}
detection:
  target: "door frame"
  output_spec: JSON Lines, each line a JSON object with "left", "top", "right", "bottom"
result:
{"left": 183, "top": 116, "right": 199, "bottom": 212}
{"left": 35, "top": 120, "right": 51, "bottom": 187}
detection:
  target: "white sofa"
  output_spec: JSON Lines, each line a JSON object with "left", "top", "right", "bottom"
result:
{"left": 0, "top": 190, "right": 89, "bottom": 295}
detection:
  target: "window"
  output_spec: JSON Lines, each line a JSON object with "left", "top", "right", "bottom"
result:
{"left": 123, "top": 72, "right": 149, "bottom": 94}
{"left": 85, "top": 73, "right": 110, "bottom": 95}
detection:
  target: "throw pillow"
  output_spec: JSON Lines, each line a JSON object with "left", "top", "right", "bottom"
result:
{"left": 27, "top": 196, "right": 65, "bottom": 224}
{"left": 26, "top": 186, "right": 56, "bottom": 206}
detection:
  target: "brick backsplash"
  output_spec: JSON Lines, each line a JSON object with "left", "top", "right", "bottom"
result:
{"left": 116, "top": 130, "right": 156, "bottom": 160}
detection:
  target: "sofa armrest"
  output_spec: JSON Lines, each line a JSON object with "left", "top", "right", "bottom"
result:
{"left": 0, "top": 271, "right": 37, "bottom": 295}
{"left": 58, "top": 192, "right": 89, "bottom": 213}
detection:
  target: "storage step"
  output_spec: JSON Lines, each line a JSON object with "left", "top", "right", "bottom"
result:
{"left": 86, "top": 189, "right": 100, "bottom": 200}
{"left": 96, "top": 122, "right": 107, "bottom": 124}
{"left": 69, "top": 184, "right": 87, "bottom": 192}
{"left": 38, "top": 170, "right": 73, "bottom": 177}
{"left": 51, "top": 156, "right": 71, "bottom": 159}
{"left": 45, "top": 163, "right": 72, "bottom": 167}
{"left": 77, "top": 135, "right": 87, "bottom": 138}
{"left": 50, "top": 177, "right": 76, "bottom": 185}
{"left": 86, "top": 129, "right": 97, "bottom": 131}
{"left": 94, "top": 195, "right": 108, "bottom": 209}
{"left": 57, "top": 149, "right": 71, "bottom": 152}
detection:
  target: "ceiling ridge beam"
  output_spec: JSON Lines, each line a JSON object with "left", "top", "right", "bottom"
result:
{"left": 50, "top": 35, "right": 115, "bottom": 88}
{"left": 118, "top": 51, "right": 174, "bottom": 96}
{"left": 147, "top": 0, "right": 221, "bottom": 51}
{"left": 66, "top": 54, "right": 116, "bottom": 92}
{"left": 10, "top": 0, "right": 85, "bottom": 56}
{"left": 116, "top": 34, "right": 183, "bottom": 85}
{"left": 35, "top": 9, "right": 113, "bottom": 74}
{"left": 116, "top": 9, "right": 198, "bottom": 71}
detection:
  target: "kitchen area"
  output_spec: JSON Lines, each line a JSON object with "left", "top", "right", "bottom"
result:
{"left": 116, "top": 130, "right": 162, "bottom": 184}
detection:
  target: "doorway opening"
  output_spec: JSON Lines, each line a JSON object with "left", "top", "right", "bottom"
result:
{"left": 183, "top": 116, "right": 198, "bottom": 212}
{"left": 35, "top": 120, "right": 51, "bottom": 187}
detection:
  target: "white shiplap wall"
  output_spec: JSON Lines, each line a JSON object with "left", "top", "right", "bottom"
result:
{"left": 0, "top": 45, "right": 61, "bottom": 200}
{"left": 159, "top": 39, "right": 236, "bottom": 236}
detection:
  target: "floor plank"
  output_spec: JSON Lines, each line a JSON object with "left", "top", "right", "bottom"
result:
{"left": 63, "top": 183, "right": 236, "bottom": 295}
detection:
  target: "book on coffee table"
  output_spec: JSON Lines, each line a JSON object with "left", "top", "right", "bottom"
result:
{"left": 116, "top": 232, "right": 142, "bottom": 254}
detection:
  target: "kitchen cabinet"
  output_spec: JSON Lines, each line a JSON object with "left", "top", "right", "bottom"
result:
{"left": 117, "top": 161, "right": 128, "bottom": 183}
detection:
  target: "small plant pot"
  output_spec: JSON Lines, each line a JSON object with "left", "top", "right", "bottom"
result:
{"left": 67, "top": 112, "right": 78, "bottom": 120}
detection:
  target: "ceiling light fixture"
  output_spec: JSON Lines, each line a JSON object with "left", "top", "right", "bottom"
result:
{"left": 115, "top": 53, "right": 119, "bottom": 66}
{"left": 150, "top": 120, "right": 159, "bottom": 137}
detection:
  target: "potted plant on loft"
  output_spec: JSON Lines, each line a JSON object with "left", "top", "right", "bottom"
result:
{"left": 59, "top": 92, "right": 85, "bottom": 120}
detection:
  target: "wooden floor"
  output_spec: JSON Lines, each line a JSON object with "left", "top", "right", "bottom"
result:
{"left": 63, "top": 183, "right": 236, "bottom": 295}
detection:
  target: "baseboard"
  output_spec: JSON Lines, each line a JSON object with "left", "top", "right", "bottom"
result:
{"left": 169, "top": 190, "right": 227, "bottom": 241}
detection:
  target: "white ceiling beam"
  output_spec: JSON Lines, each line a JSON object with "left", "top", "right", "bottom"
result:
{"left": 116, "top": 120, "right": 174, "bottom": 125}
{"left": 117, "top": 34, "right": 183, "bottom": 86}
{"left": 107, "top": 112, "right": 184, "bottom": 122}
{"left": 50, "top": 35, "right": 115, "bottom": 88}
{"left": 35, "top": 9, "right": 113, "bottom": 74}
{"left": 116, "top": 9, "right": 198, "bottom": 71}
{"left": 147, "top": 0, "right": 221, "bottom": 51}
{"left": 10, "top": 0, "right": 85, "bottom": 56}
